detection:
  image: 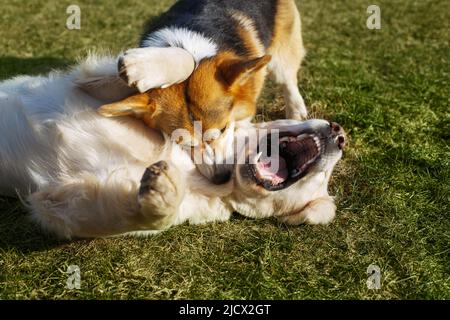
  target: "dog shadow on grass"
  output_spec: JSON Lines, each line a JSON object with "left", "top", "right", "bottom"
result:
{"left": 0, "top": 56, "right": 74, "bottom": 80}
{"left": 0, "top": 195, "right": 290, "bottom": 253}
{"left": 0, "top": 197, "right": 73, "bottom": 253}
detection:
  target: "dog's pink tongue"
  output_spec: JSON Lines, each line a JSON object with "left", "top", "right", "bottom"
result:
{"left": 256, "top": 157, "right": 288, "bottom": 185}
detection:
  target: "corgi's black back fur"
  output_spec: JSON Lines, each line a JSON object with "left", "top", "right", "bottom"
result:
{"left": 140, "top": 0, "right": 278, "bottom": 57}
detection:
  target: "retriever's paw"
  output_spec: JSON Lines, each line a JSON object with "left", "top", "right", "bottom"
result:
{"left": 279, "top": 197, "right": 336, "bottom": 226}
{"left": 139, "top": 161, "right": 177, "bottom": 208}
{"left": 138, "top": 161, "right": 184, "bottom": 229}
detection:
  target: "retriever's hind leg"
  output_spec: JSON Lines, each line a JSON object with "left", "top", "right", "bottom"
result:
{"left": 279, "top": 196, "right": 336, "bottom": 226}
{"left": 28, "top": 162, "right": 185, "bottom": 239}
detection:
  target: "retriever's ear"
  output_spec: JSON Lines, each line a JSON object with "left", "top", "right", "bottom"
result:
{"left": 98, "top": 93, "right": 153, "bottom": 117}
{"left": 218, "top": 55, "right": 271, "bottom": 87}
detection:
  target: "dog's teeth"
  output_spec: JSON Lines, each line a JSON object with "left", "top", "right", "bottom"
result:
{"left": 253, "top": 152, "right": 263, "bottom": 163}
{"left": 314, "top": 136, "right": 321, "bottom": 151}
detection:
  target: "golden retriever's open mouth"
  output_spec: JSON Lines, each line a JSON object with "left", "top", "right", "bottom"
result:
{"left": 247, "top": 133, "right": 324, "bottom": 191}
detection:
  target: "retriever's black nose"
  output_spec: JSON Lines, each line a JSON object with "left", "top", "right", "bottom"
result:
{"left": 330, "top": 122, "right": 346, "bottom": 149}
{"left": 330, "top": 122, "right": 343, "bottom": 134}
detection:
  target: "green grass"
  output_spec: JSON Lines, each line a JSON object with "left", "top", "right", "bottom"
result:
{"left": 0, "top": 0, "right": 449, "bottom": 299}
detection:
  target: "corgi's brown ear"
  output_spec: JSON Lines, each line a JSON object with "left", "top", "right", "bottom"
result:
{"left": 98, "top": 93, "right": 153, "bottom": 117}
{"left": 219, "top": 55, "right": 271, "bottom": 87}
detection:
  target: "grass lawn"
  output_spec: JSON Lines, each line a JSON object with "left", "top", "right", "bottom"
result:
{"left": 0, "top": 0, "right": 449, "bottom": 299}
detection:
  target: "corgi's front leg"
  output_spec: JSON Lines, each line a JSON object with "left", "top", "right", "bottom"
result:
{"left": 118, "top": 48, "right": 160, "bottom": 92}
{"left": 118, "top": 47, "right": 195, "bottom": 93}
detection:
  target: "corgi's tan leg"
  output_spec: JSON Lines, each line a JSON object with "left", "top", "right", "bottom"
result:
{"left": 268, "top": 0, "right": 307, "bottom": 120}
{"left": 28, "top": 162, "right": 185, "bottom": 238}
{"left": 118, "top": 47, "right": 195, "bottom": 93}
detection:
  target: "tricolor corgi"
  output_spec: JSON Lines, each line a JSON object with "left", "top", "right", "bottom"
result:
{"left": 98, "top": 0, "right": 307, "bottom": 140}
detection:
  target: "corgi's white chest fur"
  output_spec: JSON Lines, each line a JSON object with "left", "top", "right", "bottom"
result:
{"left": 142, "top": 27, "right": 218, "bottom": 65}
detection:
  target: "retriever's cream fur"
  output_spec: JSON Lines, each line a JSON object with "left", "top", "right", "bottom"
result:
{"left": 0, "top": 55, "right": 342, "bottom": 239}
